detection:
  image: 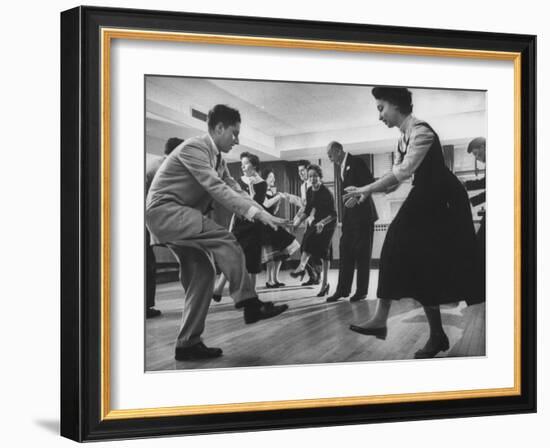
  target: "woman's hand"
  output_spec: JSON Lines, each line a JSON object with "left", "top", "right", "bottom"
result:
{"left": 343, "top": 185, "right": 370, "bottom": 201}
{"left": 344, "top": 196, "right": 359, "bottom": 208}
{"left": 291, "top": 217, "right": 301, "bottom": 231}
{"left": 315, "top": 222, "right": 324, "bottom": 234}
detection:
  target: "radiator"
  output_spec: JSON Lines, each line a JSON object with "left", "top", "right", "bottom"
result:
{"left": 373, "top": 223, "right": 390, "bottom": 259}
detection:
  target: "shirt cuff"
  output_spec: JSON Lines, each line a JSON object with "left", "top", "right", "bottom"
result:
{"left": 245, "top": 206, "right": 262, "bottom": 221}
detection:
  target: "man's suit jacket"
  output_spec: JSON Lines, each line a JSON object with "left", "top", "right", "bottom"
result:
{"left": 464, "top": 177, "right": 486, "bottom": 207}
{"left": 341, "top": 154, "right": 378, "bottom": 229}
{"left": 146, "top": 134, "right": 258, "bottom": 244}
{"left": 145, "top": 155, "right": 165, "bottom": 194}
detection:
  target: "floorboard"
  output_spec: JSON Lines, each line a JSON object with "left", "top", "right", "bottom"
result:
{"left": 145, "top": 269, "right": 486, "bottom": 371}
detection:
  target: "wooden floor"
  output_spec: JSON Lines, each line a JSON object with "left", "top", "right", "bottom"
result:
{"left": 145, "top": 269, "right": 486, "bottom": 371}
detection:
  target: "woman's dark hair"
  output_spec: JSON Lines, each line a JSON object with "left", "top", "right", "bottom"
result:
{"left": 240, "top": 151, "right": 260, "bottom": 172}
{"left": 261, "top": 168, "right": 274, "bottom": 180}
{"left": 371, "top": 87, "right": 413, "bottom": 115}
{"left": 307, "top": 163, "right": 323, "bottom": 179}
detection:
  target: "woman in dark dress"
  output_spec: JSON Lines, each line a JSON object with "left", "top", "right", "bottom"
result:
{"left": 261, "top": 168, "right": 300, "bottom": 288}
{"left": 343, "top": 87, "right": 477, "bottom": 358}
{"left": 213, "top": 154, "right": 298, "bottom": 299}
{"left": 290, "top": 164, "right": 337, "bottom": 297}
{"left": 213, "top": 152, "right": 265, "bottom": 299}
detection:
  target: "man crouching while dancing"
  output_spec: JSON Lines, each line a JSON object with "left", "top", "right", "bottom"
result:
{"left": 146, "top": 104, "right": 289, "bottom": 361}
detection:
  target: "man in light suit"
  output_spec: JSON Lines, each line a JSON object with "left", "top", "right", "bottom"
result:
{"left": 326, "top": 141, "right": 378, "bottom": 302}
{"left": 146, "top": 104, "right": 288, "bottom": 361}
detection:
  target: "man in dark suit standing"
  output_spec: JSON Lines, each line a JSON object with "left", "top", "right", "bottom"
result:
{"left": 326, "top": 141, "right": 378, "bottom": 302}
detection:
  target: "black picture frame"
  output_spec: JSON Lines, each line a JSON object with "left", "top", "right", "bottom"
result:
{"left": 61, "top": 5, "right": 536, "bottom": 442}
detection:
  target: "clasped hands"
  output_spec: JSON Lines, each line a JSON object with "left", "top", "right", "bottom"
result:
{"left": 342, "top": 185, "right": 370, "bottom": 208}
{"left": 315, "top": 221, "right": 325, "bottom": 234}
{"left": 256, "top": 210, "right": 291, "bottom": 231}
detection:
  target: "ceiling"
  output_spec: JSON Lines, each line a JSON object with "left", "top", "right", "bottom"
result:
{"left": 146, "top": 76, "right": 487, "bottom": 159}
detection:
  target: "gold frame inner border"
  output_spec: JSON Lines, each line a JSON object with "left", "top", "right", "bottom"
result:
{"left": 100, "top": 27, "right": 522, "bottom": 421}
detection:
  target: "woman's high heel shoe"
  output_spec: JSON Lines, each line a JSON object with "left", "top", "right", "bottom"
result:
{"left": 414, "top": 334, "right": 450, "bottom": 359}
{"left": 317, "top": 283, "right": 330, "bottom": 297}
{"left": 290, "top": 269, "right": 306, "bottom": 280}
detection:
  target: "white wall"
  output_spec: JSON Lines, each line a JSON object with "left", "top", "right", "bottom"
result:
{"left": 2, "top": 1, "right": 546, "bottom": 447}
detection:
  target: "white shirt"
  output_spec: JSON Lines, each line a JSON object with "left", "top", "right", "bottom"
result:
{"left": 300, "top": 181, "right": 309, "bottom": 202}
{"left": 392, "top": 115, "right": 435, "bottom": 183}
{"left": 340, "top": 152, "right": 349, "bottom": 180}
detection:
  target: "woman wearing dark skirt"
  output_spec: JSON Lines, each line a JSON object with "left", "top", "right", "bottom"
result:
{"left": 213, "top": 154, "right": 297, "bottom": 299}
{"left": 290, "top": 164, "right": 337, "bottom": 297}
{"left": 343, "top": 87, "right": 477, "bottom": 358}
{"left": 213, "top": 152, "right": 265, "bottom": 299}
{"left": 261, "top": 168, "right": 300, "bottom": 288}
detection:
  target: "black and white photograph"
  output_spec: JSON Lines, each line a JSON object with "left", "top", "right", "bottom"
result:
{"left": 54, "top": 2, "right": 538, "bottom": 443}
{"left": 144, "top": 76, "right": 487, "bottom": 371}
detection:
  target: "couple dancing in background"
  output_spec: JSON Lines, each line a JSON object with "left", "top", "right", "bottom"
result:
{"left": 212, "top": 152, "right": 300, "bottom": 300}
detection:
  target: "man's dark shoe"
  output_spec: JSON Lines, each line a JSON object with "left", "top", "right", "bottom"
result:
{"left": 146, "top": 307, "right": 162, "bottom": 318}
{"left": 326, "top": 292, "right": 347, "bottom": 303}
{"left": 349, "top": 293, "right": 367, "bottom": 302}
{"left": 244, "top": 300, "right": 289, "bottom": 324}
{"left": 175, "top": 342, "right": 223, "bottom": 361}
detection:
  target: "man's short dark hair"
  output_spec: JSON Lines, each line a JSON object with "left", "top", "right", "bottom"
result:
{"left": 164, "top": 137, "right": 184, "bottom": 155}
{"left": 207, "top": 104, "right": 241, "bottom": 131}
{"left": 371, "top": 87, "right": 413, "bottom": 115}
{"left": 467, "top": 137, "right": 486, "bottom": 153}
{"left": 297, "top": 159, "right": 311, "bottom": 169}
{"left": 240, "top": 151, "right": 260, "bottom": 172}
